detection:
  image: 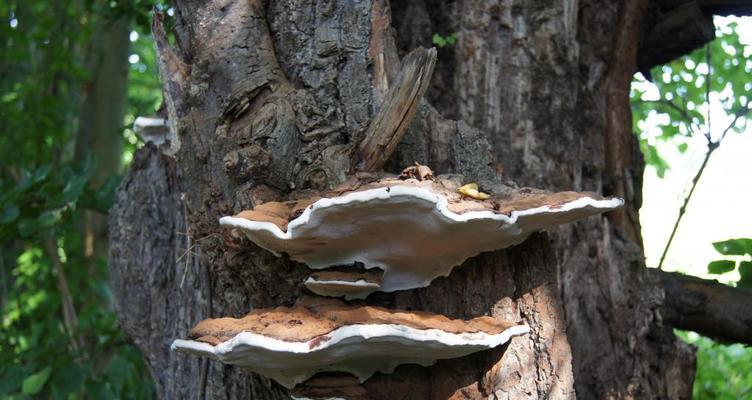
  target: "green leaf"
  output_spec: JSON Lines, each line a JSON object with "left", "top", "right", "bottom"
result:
{"left": 1, "top": 91, "right": 19, "bottom": 103}
{"left": 22, "top": 366, "right": 52, "bottom": 395}
{"left": 37, "top": 209, "right": 63, "bottom": 228}
{"left": 60, "top": 173, "right": 88, "bottom": 204}
{"left": 0, "top": 367, "right": 25, "bottom": 397}
{"left": 677, "top": 143, "right": 688, "bottom": 153}
{"left": 659, "top": 123, "right": 680, "bottom": 140}
{"left": 432, "top": 33, "right": 447, "bottom": 48}
{"left": 712, "top": 238, "right": 752, "bottom": 256}
{"left": 707, "top": 260, "right": 735, "bottom": 274}
{"left": 17, "top": 218, "right": 37, "bottom": 237}
{"left": 640, "top": 142, "right": 670, "bottom": 177}
{"left": 738, "top": 261, "right": 752, "bottom": 288}
{"left": 33, "top": 164, "right": 51, "bottom": 183}
{"left": 0, "top": 204, "right": 19, "bottom": 224}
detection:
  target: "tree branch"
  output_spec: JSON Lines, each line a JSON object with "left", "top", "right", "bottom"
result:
{"left": 640, "top": 99, "right": 703, "bottom": 136}
{"left": 638, "top": 2, "right": 715, "bottom": 72}
{"left": 44, "top": 237, "right": 83, "bottom": 351}
{"left": 659, "top": 0, "right": 752, "bottom": 17}
{"left": 355, "top": 47, "right": 437, "bottom": 172}
{"left": 652, "top": 269, "right": 752, "bottom": 345}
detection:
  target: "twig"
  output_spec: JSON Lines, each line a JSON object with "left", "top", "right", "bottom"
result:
{"left": 179, "top": 233, "right": 192, "bottom": 289}
{"left": 44, "top": 237, "right": 83, "bottom": 351}
{"left": 641, "top": 99, "right": 703, "bottom": 136}
{"left": 716, "top": 103, "right": 750, "bottom": 144}
{"left": 657, "top": 104, "right": 752, "bottom": 269}
{"left": 705, "top": 44, "right": 712, "bottom": 142}
{"left": 656, "top": 152, "right": 710, "bottom": 270}
{"left": 177, "top": 233, "right": 218, "bottom": 289}
{"left": 0, "top": 248, "right": 7, "bottom": 311}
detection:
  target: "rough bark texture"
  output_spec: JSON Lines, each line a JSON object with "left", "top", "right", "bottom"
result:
{"left": 390, "top": 1, "right": 695, "bottom": 398}
{"left": 110, "top": 0, "right": 697, "bottom": 399}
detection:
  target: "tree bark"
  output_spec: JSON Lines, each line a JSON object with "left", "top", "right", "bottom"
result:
{"left": 390, "top": 1, "right": 695, "bottom": 398}
{"left": 110, "top": 1, "right": 698, "bottom": 399}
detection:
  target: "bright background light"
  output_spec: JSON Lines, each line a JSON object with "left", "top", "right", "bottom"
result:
{"left": 639, "top": 16, "right": 752, "bottom": 282}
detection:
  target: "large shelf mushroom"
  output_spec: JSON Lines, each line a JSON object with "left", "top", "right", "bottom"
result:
{"left": 221, "top": 172, "right": 622, "bottom": 298}
{"left": 172, "top": 298, "right": 529, "bottom": 388}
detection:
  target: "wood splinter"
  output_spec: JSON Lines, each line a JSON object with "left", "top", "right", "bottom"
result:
{"left": 355, "top": 47, "right": 437, "bottom": 172}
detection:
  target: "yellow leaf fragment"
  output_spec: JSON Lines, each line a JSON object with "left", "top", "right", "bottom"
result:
{"left": 457, "top": 183, "right": 490, "bottom": 200}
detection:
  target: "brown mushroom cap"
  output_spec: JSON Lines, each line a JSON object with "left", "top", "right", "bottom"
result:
{"left": 232, "top": 176, "right": 609, "bottom": 233}
{"left": 189, "top": 297, "right": 518, "bottom": 345}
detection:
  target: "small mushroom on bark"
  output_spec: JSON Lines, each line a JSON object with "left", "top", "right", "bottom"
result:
{"left": 133, "top": 116, "right": 169, "bottom": 145}
{"left": 304, "top": 270, "right": 384, "bottom": 300}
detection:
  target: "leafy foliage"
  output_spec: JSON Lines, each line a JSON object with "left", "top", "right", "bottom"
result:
{"left": 122, "top": 8, "right": 166, "bottom": 164}
{"left": 631, "top": 21, "right": 751, "bottom": 177}
{"left": 712, "top": 238, "right": 752, "bottom": 256}
{"left": 0, "top": 1, "right": 166, "bottom": 398}
{"left": 632, "top": 17, "right": 752, "bottom": 398}
{"left": 707, "top": 238, "right": 752, "bottom": 288}
{"left": 677, "top": 330, "right": 752, "bottom": 399}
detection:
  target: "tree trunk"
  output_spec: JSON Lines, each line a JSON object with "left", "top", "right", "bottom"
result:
{"left": 110, "top": 1, "right": 695, "bottom": 399}
{"left": 76, "top": 15, "right": 130, "bottom": 262}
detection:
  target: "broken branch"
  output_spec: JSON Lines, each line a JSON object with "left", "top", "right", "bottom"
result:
{"left": 152, "top": 11, "right": 189, "bottom": 154}
{"left": 355, "top": 47, "right": 437, "bottom": 172}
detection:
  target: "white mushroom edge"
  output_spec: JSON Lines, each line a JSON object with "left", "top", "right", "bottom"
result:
{"left": 172, "top": 322, "right": 530, "bottom": 388}
{"left": 304, "top": 277, "right": 381, "bottom": 300}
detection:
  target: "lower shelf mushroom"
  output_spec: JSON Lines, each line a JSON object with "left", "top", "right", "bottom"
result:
{"left": 171, "top": 298, "right": 529, "bottom": 388}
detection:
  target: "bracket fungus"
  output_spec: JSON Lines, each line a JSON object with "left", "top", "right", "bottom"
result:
{"left": 304, "top": 270, "right": 383, "bottom": 299}
{"left": 171, "top": 298, "right": 529, "bottom": 388}
{"left": 132, "top": 116, "right": 169, "bottom": 145}
{"left": 221, "top": 173, "right": 623, "bottom": 298}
